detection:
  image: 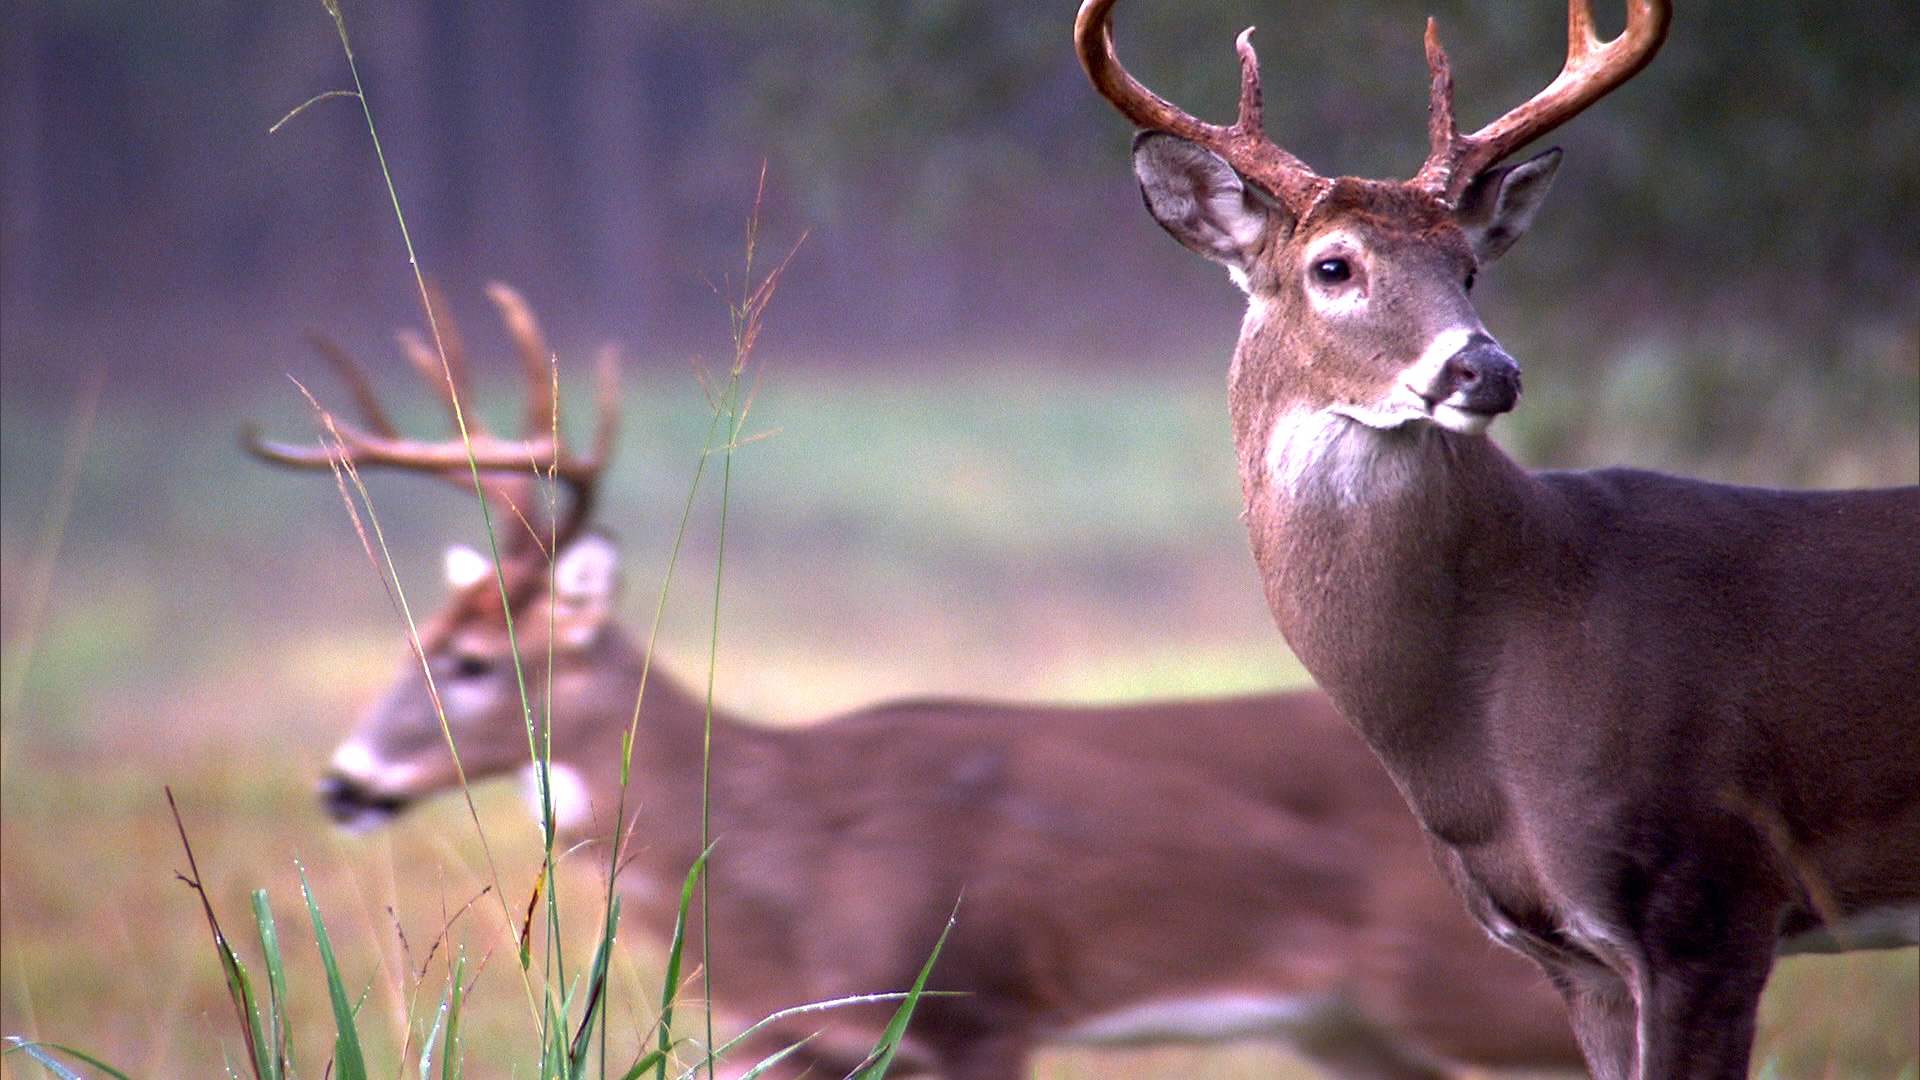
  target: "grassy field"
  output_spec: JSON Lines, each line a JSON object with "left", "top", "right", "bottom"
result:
{"left": 3, "top": 346, "right": 1916, "bottom": 1077}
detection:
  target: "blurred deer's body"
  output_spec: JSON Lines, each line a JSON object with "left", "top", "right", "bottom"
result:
{"left": 332, "top": 564, "right": 1582, "bottom": 1079}
{"left": 254, "top": 285, "right": 1582, "bottom": 1080}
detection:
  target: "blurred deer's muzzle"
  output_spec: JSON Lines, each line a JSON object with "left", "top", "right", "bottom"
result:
{"left": 318, "top": 772, "right": 411, "bottom": 832}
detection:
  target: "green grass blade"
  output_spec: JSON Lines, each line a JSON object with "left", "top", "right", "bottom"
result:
{"left": 2, "top": 1037, "right": 134, "bottom": 1080}
{"left": 166, "top": 788, "right": 270, "bottom": 1079}
{"left": 653, "top": 846, "right": 713, "bottom": 1080}
{"left": 696, "top": 989, "right": 952, "bottom": 1075}
{"left": 251, "top": 890, "right": 290, "bottom": 1079}
{"left": 612, "top": 1048, "right": 670, "bottom": 1080}
{"left": 441, "top": 947, "right": 466, "bottom": 1080}
{"left": 298, "top": 863, "right": 368, "bottom": 1080}
{"left": 719, "top": 1041, "right": 806, "bottom": 1080}
{"left": 567, "top": 895, "right": 621, "bottom": 1077}
{"left": 669, "top": 985, "right": 963, "bottom": 1080}
{"left": 845, "top": 908, "right": 956, "bottom": 1080}
{"left": 417, "top": 999, "right": 446, "bottom": 1080}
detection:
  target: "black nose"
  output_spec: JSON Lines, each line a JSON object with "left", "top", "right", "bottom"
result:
{"left": 318, "top": 773, "right": 409, "bottom": 829}
{"left": 1442, "top": 336, "right": 1522, "bottom": 416}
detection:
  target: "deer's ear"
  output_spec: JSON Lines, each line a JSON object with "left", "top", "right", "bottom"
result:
{"left": 1456, "top": 147, "right": 1560, "bottom": 265}
{"left": 1133, "top": 132, "right": 1287, "bottom": 276}
{"left": 552, "top": 532, "right": 621, "bottom": 646}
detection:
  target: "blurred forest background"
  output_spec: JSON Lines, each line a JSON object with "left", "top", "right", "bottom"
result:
{"left": 4, "top": 0, "right": 1918, "bottom": 374}
{"left": 2, "top": 0, "right": 1916, "bottom": 1076}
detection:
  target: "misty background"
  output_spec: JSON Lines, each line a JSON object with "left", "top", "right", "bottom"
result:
{"left": 4, "top": 0, "right": 1916, "bottom": 387}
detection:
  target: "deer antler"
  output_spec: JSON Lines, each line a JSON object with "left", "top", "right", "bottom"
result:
{"left": 1079, "top": 0, "right": 1668, "bottom": 211}
{"left": 1413, "top": 0, "right": 1671, "bottom": 203}
{"left": 244, "top": 283, "right": 621, "bottom": 569}
{"left": 1074, "top": 0, "right": 1329, "bottom": 213}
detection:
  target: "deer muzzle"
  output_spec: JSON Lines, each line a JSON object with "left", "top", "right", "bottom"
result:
{"left": 1432, "top": 336, "right": 1522, "bottom": 432}
{"left": 317, "top": 770, "right": 413, "bottom": 832}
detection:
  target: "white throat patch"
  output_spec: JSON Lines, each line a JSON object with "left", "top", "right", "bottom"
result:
{"left": 522, "top": 762, "right": 594, "bottom": 833}
{"left": 1265, "top": 410, "right": 1421, "bottom": 504}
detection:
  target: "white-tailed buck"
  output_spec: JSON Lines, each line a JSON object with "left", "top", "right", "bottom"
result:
{"left": 1077, "top": 1, "right": 1920, "bottom": 1077}
{"left": 248, "top": 284, "right": 1586, "bottom": 1080}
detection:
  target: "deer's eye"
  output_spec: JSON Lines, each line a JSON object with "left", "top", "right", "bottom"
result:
{"left": 1464, "top": 270, "right": 1478, "bottom": 292}
{"left": 1311, "top": 257, "right": 1353, "bottom": 285}
{"left": 451, "top": 654, "right": 493, "bottom": 680}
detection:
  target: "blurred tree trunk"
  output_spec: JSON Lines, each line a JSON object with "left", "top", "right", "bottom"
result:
{"left": 1, "top": 0, "right": 41, "bottom": 326}
{"left": 577, "top": 0, "right": 663, "bottom": 330}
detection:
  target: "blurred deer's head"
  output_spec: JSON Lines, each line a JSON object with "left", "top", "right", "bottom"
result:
{"left": 247, "top": 284, "right": 629, "bottom": 831}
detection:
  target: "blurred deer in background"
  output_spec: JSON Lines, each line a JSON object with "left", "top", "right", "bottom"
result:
{"left": 248, "top": 284, "right": 1585, "bottom": 1080}
{"left": 1077, "top": 1, "right": 1920, "bottom": 1077}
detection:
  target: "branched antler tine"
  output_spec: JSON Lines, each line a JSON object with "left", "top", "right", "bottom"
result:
{"left": 483, "top": 282, "right": 556, "bottom": 442}
{"left": 1423, "top": 20, "right": 1458, "bottom": 171}
{"left": 239, "top": 330, "right": 411, "bottom": 467}
{"left": 240, "top": 424, "right": 338, "bottom": 467}
{"left": 396, "top": 280, "right": 487, "bottom": 438}
{"left": 1074, "top": 0, "right": 1325, "bottom": 210}
{"left": 240, "top": 381, "right": 405, "bottom": 469}
{"left": 1416, "top": 0, "right": 1670, "bottom": 202}
{"left": 1077, "top": 0, "right": 1205, "bottom": 141}
{"left": 394, "top": 327, "right": 485, "bottom": 440}
{"left": 305, "top": 331, "right": 402, "bottom": 439}
{"left": 248, "top": 284, "right": 618, "bottom": 575}
{"left": 1232, "top": 29, "right": 1264, "bottom": 138}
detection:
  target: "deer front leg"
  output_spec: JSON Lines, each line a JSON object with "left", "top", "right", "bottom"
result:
{"left": 1553, "top": 843, "right": 1784, "bottom": 1079}
{"left": 1634, "top": 932, "right": 1775, "bottom": 1080}
{"left": 1544, "top": 962, "right": 1637, "bottom": 1080}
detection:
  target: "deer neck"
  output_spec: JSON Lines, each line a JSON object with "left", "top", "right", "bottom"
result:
{"left": 1232, "top": 378, "right": 1575, "bottom": 845}
{"left": 550, "top": 625, "right": 771, "bottom": 867}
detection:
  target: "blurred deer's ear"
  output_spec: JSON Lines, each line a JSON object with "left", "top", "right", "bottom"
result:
{"left": 444, "top": 544, "right": 493, "bottom": 589}
{"left": 552, "top": 532, "right": 622, "bottom": 646}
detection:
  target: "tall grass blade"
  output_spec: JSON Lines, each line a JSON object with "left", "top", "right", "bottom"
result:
{"left": 845, "top": 908, "right": 956, "bottom": 1080}
{"left": 299, "top": 863, "right": 369, "bottom": 1080}
{"left": 567, "top": 895, "right": 622, "bottom": 1076}
{"left": 692, "top": 989, "right": 950, "bottom": 1079}
{"left": 1, "top": 1038, "right": 133, "bottom": 1080}
{"left": 166, "top": 788, "right": 273, "bottom": 1079}
{"left": 713, "top": 1042, "right": 805, "bottom": 1080}
{"left": 518, "top": 872, "right": 545, "bottom": 974}
{"left": 441, "top": 948, "right": 466, "bottom": 1080}
{"left": 613, "top": 1049, "right": 670, "bottom": 1080}
{"left": 251, "top": 890, "right": 291, "bottom": 1079}
{"left": 417, "top": 998, "right": 447, "bottom": 1080}
{"left": 653, "top": 847, "right": 713, "bottom": 1080}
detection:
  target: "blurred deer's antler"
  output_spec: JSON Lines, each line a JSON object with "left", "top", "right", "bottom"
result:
{"left": 244, "top": 282, "right": 621, "bottom": 570}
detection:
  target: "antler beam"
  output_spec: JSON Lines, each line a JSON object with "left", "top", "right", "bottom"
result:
{"left": 243, "top": 283, "right": 620, "bottom": 563}
{"left": 1074, "top": 0, "right": 1329, "bottom": 212}
{"left": 1414, "top": 0, "right": 1671, "bottom": 202}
